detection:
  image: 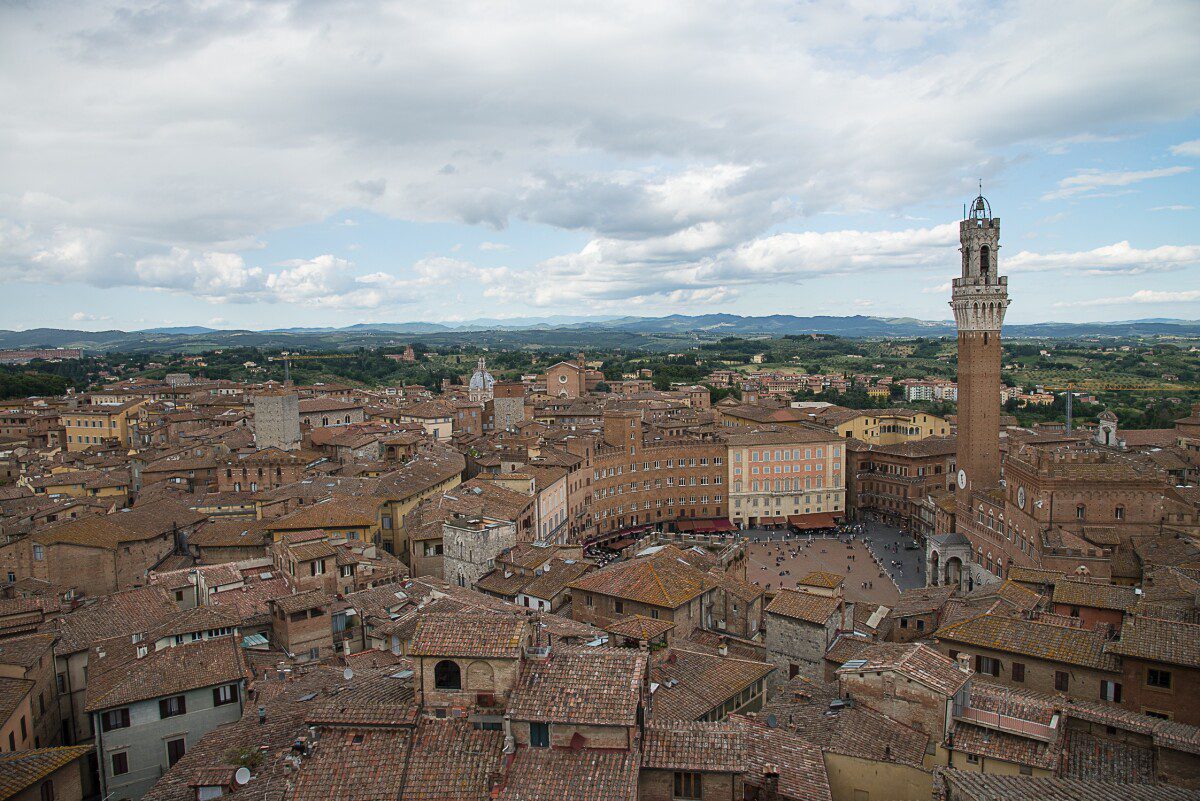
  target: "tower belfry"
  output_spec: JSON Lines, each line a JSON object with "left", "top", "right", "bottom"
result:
{"left": 951, "top": 188, "right": 1009, "bottom": 504}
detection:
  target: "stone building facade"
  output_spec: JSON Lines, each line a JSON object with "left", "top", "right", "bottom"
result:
{"left": 442, "top": 516, "right": 518, "bottom": 589}
{"left": 251, "top": 391, "right": 300, "bottom": 451}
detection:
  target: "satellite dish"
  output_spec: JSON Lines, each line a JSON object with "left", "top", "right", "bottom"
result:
{"left": 343, "top": 667, "right": 354, "bottom": 681}
{"left": 234, "top": 767, "right": 251, "bottom": 786}
{"left": 766, "top": 713, "right": 778, "bottom": 729}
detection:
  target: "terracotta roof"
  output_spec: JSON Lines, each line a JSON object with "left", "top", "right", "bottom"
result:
{"left": 0, "top": 676, "right": 33, "bottom": 722}
{"left": 569, "top": 546, "right": 715, "bottom": 609}
{"left": 266, "top": 497, "right": 379, "bottom": 530}
{"left": 189, "top": 518, "right": 272, "bottom": 548}
{"left": 141, "top": 666, "right": 365, "bottom": 801}
{"left": 271, "top": 590, "right": 330, "bottom": 616}
{"left": 949, "top": 720, "right": 1062, "bottom": 770}
{"left": 642, "top": 720, "right": 744, "bottom": 772}
{"left": 0, "top": 746, "right": 93, "bottom": 801}
{"left": 727, "top": 715, "right": 833, "bottom": 801}
{"left": 1052, "top": 579, "right": 1138, "bottom": 611}
{"left": 1108, "top": 615, "right": 1200, "bottom": 668}
{"left": 650, "top": 648, "right": 774, "bottom": 722}
{"left": 34, "top": 499, "right": 205, "bottom": 549}
{"left": 508, "top": 646, "right": 646, "bottom": 727}
{"left": 937, "top": 770, "right": 1197, "bottom": 801}
{"left": 521, "top": 559, "right": 592, "bottom": 601}
{"left": 889, "top": 585, "right": 956, "bottom": 616}
{"left": 604, "top": 614, "right": 675, "bottom": 641}
{"left": 304, "top": 666, "right": 419, "bottom": 728}
{"left": 401, "top": 718, "right": 503, "bottom": 801}
{"left": 0, "top": 632, "right": 56, "bottom": 669}
{"left": 494, "top": 747, "right": 639, "bottom": 801}
{"left": 84, "top": 635, "right": 247, "bottom": 712}
{"left": 760, "top": 678, "right": 927, "bottom": 766}
{"left": 934, "top": 613, "right": 1118, "bottom": 671}
{"left": 286, "top": 728, "right": 411, "bottom": 801}
{"left": 409, "top": 613, "right": 525, "bottom": 659}
{"left": 54, "top": 585, "right": 178, "bottom": 655}
{"left": 837, "top": 642, "right": 970, "bottom": 696}
{"left": 765, "top": 589, "right": 841, "bottom": 625}
{"left": 799, "top": 570, "right": 845, "bottom": 589}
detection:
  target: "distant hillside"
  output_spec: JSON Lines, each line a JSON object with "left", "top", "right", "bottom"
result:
{"left": 2, "top": 315, "right": 1198, "bottom": 354}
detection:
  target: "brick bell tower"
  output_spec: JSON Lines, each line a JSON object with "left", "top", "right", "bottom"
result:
{"left": 951, "top": 190, "right": 1008, "bottom": 507}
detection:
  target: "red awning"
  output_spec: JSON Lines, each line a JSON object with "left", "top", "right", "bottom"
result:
{"left": 682, "top": 518, "right": 736, "bottom": 533}
{"left": 758, "top": 516, "right": 787, "bottom": 526}
{"left": 787, "top": 512, "right": 840, "bottom": 529}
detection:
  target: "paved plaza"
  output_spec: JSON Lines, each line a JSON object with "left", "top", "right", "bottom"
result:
{"left": 744, "top": 521, "right": 926, "bottom": 608}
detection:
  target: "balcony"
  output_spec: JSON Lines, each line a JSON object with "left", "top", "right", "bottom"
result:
{"left": 953, "top": 703, "right": 1058, "bottom": 742}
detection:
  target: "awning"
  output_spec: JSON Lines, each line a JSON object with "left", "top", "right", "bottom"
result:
{"left": 677, "top": 518, "right": 736, "bottom": 533}
{"left": 787, "top": 512, "right": 840, "bottom": 529}
{"left": 607, "top": 537, "right": 638, "bottom": 550}
{"left": 759, "top": 516, "right": 788, "bottom": 526}
{"left": 587, "top": 524, "right": 650, "bottom": 546}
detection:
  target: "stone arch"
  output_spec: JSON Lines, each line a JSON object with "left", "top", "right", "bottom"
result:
{"left": 434, "top": 659, "right": 461, "bottom": 690}
{"left": 929, "top": 550, "right": 941, "bottom": 586}
{"left": 466, "top": 660, "right": 495, "bottom": 691}
{"left": 944, "top": 556, "right": 963, "bottom": 589}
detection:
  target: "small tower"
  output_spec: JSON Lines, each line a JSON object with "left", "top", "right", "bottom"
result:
{"left": 951, "top": 189, "right": 1010, "bottom": 504}
{"left": 1095, "top": 409, "right": 1121, "bottom": 448}
{"left": 252, "top": 390, "right": 301, "bottom": 452}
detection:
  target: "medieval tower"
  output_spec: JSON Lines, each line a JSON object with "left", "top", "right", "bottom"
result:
{"left": 951, "top": 191, "right": 1009, "bottom": 507}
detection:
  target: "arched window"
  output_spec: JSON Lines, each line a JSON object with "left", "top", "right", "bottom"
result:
{"left": 434, "top": 659, "right": 461, "bottom": 690}
{"left": 980, "top": 245, "right": 990, "bottom": 278}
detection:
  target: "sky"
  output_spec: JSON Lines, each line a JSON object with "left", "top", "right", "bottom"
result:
{"left": 1, "top": 1, "right": 1199, "bottom": 332}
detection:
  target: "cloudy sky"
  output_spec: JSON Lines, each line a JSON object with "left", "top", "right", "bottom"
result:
{"left": 2, "top": 1, "right": 1199, "bottom": 331}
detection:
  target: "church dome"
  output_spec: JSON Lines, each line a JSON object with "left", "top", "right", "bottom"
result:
{"left": 469, "top": 358, "right": 495, "bottom": 391}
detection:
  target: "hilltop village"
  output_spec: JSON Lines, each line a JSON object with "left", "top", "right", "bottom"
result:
{"left": 1, "top": 199, "right": 1200, "bottom": 801}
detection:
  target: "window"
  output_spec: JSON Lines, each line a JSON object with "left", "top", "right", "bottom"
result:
{"left": 965, "top": 754, "right": 980, "bottom": 764}
{"left": 529, "top": 721, "right": 550, "bottom": 748}
{"left": 110, "top": 752, "right": 129, "bottom": 776}
{"left": 166, "top": 737, "right": 186, "bottom": 767}
{"left": 434, "top": 660, "right": 461, "bottom": 690}
{"left": 1115, "top": 506, "right": 1124, "bottom": 521}
{"left": 101, "top": 708, "right": 130, "bottom": 732}
{"left": 213, "top": 684, "right": 239, "bottom": 707}
{"left": 614, "top": 600, "right": 624, "bottom": 615}
{"left": 1147, "top": 668, "right": 1172, "bottom": 689}
{"left": 33, "top": 544, "right": 44, "bottom": 561}
{"left": 975, "top": 656, "right": 1000, "bottom": 677}
{"left": 673, "top": 771, "right": 702, "bottom": 800}
{"left": 40, "top": 781, "right": 54, "bottom": 801}
{"left": 1100, "top": 680, "right": 1122, "bottom": 703}
{"left": 1012, "top": 662, "right": 1025, "bottom": 682}
{"left": 1145, "top": 710, "right": 1171, "bottom": 720}
{"left": 1054, "top": 671, "right": 1070, "bottom": 692}
{"left": 159, "top": 695, "right": 187, "bottom": 719}
{"left": 1076, "top": 505, "right": 1085, "bottom": 520}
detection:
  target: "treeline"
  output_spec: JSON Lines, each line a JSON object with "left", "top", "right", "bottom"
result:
{"left": 0, "top": 367, "right": 72, "bottom": 399}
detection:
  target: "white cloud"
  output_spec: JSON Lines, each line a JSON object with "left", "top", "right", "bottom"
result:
{"left": 1041, "top": 167, "right": 1192, "bottom": 201}
{"left": 921, "top": 281, "right": 952, "bottom": 294}
{"left": 1150, "top": 205, "right": 1194, "bottom": 211}
{"left": 1170, "top": 139, "right": 1200, "bottom": 157}
{"left": 1006, "top": 241, "right": 1200, "bottom": 275}
{"left": 479, "top": 241, "right": 509, "bottom": 251}
{"left": 1055, "top": 289, "right": 1200, "bottom": 308}
{"left": 0, "top": 1, "right": 1198, "bottom": 314}
{"left": 71, "top": 311, "right": 111, "bottom": 322}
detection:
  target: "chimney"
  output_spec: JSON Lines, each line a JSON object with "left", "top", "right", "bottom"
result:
{"left": 258, "top": 706, "right": 267, "bottom": 725}
{"left": 718, "top": 636, "right": 729, "bottom": 657}
{"left": 136, "top": 644, "right": 148, "bottom": 659}
{"left": 957, "top": 652, "right": 972, "bottom": 673}
{"left": 761, "top": 765, "right": 780, "bottom": 801}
